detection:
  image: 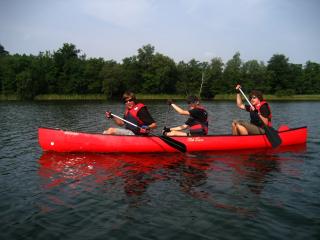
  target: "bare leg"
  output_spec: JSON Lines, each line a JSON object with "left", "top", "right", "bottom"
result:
{"left": 232, "top": 122, "right": 239, "bottom": 135}
{"left": 166, "top": 130, "right": 188, "bottom": 136}
{"left": 103, "top": 127, "right": 116, "bottom": 135}
{"left": 236, "top": 124, "right": 249, "bottom": 135}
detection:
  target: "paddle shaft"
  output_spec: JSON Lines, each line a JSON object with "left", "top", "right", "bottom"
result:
{"left": 238, "top": 88, "right": 254, "bottom": 109}
{"left": 109, "top": 113, "right": 187, "bottom": 152}
{"left": 164, "top": 105, "right": 170, "bottom": 127}
{"left": 111, "top": 113, "right": 141, "bottom": 129}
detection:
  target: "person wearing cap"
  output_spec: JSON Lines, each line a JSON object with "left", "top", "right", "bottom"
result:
{"left": 104, "top": 91, "right": 157, "bottom": 135}
{"left": 163, "top": 95, "right": 208, "bottom": 136}
{"left": 232, "top": 84, "right": 272, "bottom": 135}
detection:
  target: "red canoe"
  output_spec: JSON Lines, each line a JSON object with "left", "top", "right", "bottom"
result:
{"left": 38, "top": 126, "right": 307, "bottom": 153}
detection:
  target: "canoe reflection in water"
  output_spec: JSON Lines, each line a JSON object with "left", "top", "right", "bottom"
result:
{"left": 38, "top": 144, "right": 306, "bottom": 213}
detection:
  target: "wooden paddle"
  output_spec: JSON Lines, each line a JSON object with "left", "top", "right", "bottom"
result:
{"left": 110, "top": 113, "right": 187, "bottom": 153}
{"left": 238, "top": 88, "right": 282, "bottom": 148}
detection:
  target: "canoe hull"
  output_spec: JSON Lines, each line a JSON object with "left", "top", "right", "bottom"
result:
{"left": 38, "top": 126, "right": 307, "bottom": 153}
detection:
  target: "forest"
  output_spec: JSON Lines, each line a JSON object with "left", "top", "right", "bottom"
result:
{"left": 0, "top": 43, "right": 319, "bottom": 100}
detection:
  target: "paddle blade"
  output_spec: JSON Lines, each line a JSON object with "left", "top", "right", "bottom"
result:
{"left": 264, "top": 126, "right": 282, "bottom": 148}
{"left": 159, "top": 135, "right": 187, "bottom": 153}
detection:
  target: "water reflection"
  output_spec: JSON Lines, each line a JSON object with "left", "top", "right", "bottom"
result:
{"left": 177, "top": 145, "right": 305, "bottom": 214}
{"left": 38, "top": 144, "right": 306, "bottom": 213}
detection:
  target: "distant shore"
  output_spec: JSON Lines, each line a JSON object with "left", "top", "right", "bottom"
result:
{"left": 1, "top": 93, "right": 320, "bottom": 101}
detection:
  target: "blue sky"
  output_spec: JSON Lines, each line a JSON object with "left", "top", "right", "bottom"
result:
{"left": 1, "top": 0, "right": 319, "bottom": 64}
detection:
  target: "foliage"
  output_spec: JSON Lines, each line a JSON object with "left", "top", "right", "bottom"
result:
{"left": 0, "top": 42, "right": 319, "bottom": 100}
{"left": 222, "top": 52, "right": 242, "bottom": 93}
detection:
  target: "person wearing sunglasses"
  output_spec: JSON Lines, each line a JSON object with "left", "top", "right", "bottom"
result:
{"left": 163, "top": 95, "right": 208, "bottom": 136}
{"left": 104, "top": 91, "right": 157, "bottom": 135}
{"left": 232, "top": 84, "right": 272, "bottom": 135}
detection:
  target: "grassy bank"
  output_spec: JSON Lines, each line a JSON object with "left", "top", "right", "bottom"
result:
{"left": 0, "top": 94, "right": 19, "bottom": 101}
{"left": 214, "top": 94, "right": 320, "bottom": 101}
{"left": 1, "top": 93, "right": 320, "bottom": 101}
{"left": 34, "top": 94, "right": 108, "bottom": 101}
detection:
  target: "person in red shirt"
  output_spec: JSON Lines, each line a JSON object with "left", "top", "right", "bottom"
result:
{"left": 104, "top": 91, "right": 157, "bottom": 135}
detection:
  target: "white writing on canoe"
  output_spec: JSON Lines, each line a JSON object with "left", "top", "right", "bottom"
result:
{"left": 187, "top": 137, "right": 204, "bottom": 142}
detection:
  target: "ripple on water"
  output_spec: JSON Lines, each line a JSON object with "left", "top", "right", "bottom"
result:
{"left": 0, "top": 101, "right": 319, "bottom": 240}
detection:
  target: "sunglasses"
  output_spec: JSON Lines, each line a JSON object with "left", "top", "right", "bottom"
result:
{"left": 250, "top": 96, "right": 257, "bottom": 100}
{"left": 123, "top": 98, "right": 134, "bottom": 104}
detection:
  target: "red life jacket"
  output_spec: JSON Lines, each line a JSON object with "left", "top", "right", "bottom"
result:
{"left": 254, "top": 101, "right": 272, "bottom": 127}
{"left": 124, "top": 103, "right": 145, "bottom": 134}
{"left": 189, "top": 106, "right": 209, "bottom": 136}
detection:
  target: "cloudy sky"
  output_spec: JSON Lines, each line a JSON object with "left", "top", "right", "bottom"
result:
{"left": 1, "top": 0, "right": 319, "bottom": 64}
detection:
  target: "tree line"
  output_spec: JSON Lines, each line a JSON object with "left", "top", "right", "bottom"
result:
{"left": 0, "top": 43, "right": 319, "bottom": 100}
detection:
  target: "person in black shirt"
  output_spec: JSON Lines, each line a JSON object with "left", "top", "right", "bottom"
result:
{"left": 232, "top": 84, "right": 272, "bottom": 135}
{"left": 163, "top": 96, "right": 208, "bottom": 136}
{"left": 104, "top": 91, "right": 157, "bottom": 135}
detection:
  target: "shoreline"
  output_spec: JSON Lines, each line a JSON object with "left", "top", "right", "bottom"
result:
{"left": 1, "top": 93, "right": 320, "bottom": 101}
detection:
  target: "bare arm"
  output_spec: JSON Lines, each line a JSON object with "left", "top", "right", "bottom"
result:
{"left": 236, "top": 93, "right": 246, "bottom": 110}
{"left": 171, "top": 103, "right": 190, "bottom": 115}
{"left": 113, "top": 117, "right": 125, "bottom": 126}
{"left": 148, "top": 122, "right": 157, "bottom": 129}
{"left": 259, "top": 114, "right": 269, "bottom": 126}
{"left": 235, "top": 84, "right": 246, "bottom": 110}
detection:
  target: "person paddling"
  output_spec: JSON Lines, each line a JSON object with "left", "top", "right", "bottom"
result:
{"left": 104, "top": 91, "right": 157, "bottom": 135}
{"left": 232, "top": 84, "right": 272, "bottom": 135}
{"left": 163, "top": 95, "right": 208, "bottom": 136}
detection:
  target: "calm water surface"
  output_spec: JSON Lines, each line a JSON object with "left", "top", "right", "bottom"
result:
{"left": 0, "top": 100, "right": 319, "bottom": 240}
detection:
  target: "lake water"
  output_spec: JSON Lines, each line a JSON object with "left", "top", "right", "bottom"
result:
{"left": 0, "top": 100, "right": 319, "bottom": 240}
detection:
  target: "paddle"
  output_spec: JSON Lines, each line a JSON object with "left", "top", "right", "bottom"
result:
{"left": 164, "top": 104, "right": 170, "bottom": 128}
{"left": 238, "top": 88, "right": 282, "bottom": 148}
{"left": 109, "top": 113, "right": 187, "bottom": 153}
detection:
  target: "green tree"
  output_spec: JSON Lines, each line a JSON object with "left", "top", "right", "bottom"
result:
{"left": 53, "top": 43, "right": 83, "bottom": 93}
{"left": 0, "top": 44, "right": 9, "bottom": 94}
{"left": 2, "top": 54, "right": 33, "bottom": 95}
{"left": 16, "top": 70, "right": 35, "bottom": 100}
{"left": 0, "top": 44, "right": 9, "bottom": 56}
{"left": 176, "top": 59, "right": 204, "bottom": 96}
{"left": 267, "top": 54, "right": 291, "bottom": 93}
{"left": 222, "top": 52, "right": 242, "bottom": 93}
{"left": 83, "top": 58, "right": 105, "bottom": 93}
{"left": 101, "top": 60, "right": 123, "bottom": 98}
{"left": 287, "top": 63, "right": 303, "bottom": 94}
{"left": 141, "top": 53, "right": 177, "bottom": 93}
{"left": 137, "top": 44, "right": 155, "bottom": 68}
{"left": 301, "top": 61, "right": 320, "bottom": 94}
{"left": 206, "top": 57, "right": 224, "bottom": 97}
{"left": 121, "top": 56, "right": 141, "bottom": 92}
{"left": 29, "top": 51, "right": 56, "bottom": 95}
{"left": 0, "top": 56, "right": 16, "bottom": 94}
{"left": 137, "top": 44, "right": 155, "bottom": 92}
{"left": 1, "top": 42, "right": 320, "bottom": 99}
{"left": 121, "top": 44, "right": 178, "bottom": 94}
{"left": 241, "top": 60, "right": 271, "bottom": 93}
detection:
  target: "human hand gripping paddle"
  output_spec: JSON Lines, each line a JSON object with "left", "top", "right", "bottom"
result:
{"left": 107, "top": 113, "right": 187, "bottom": 153}
{"left": 238, "top": 88, "right": 282, "bottom": 148}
